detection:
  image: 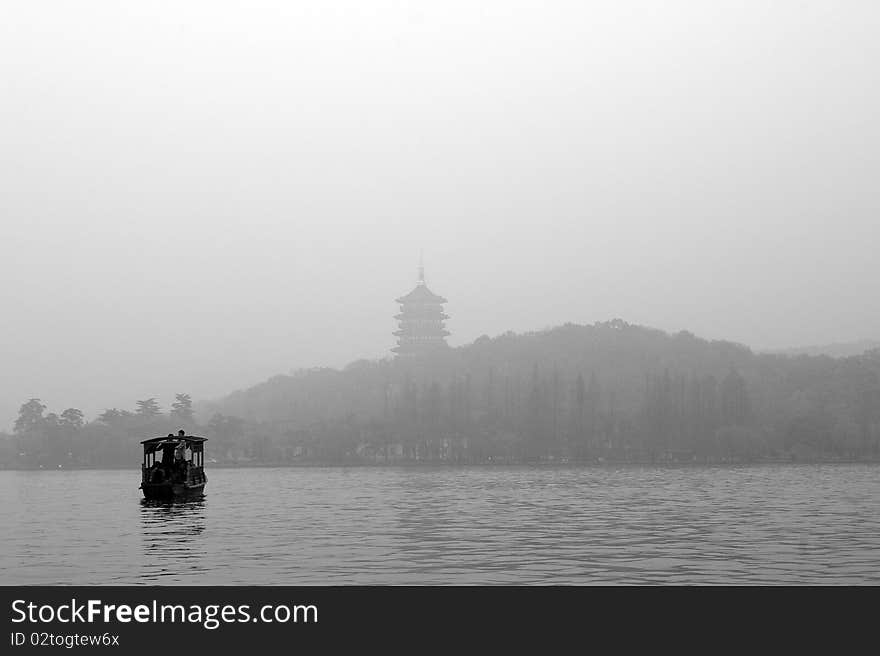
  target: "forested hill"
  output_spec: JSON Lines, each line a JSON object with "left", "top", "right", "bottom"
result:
{"left": 769, "top": 339, "right": 880, "bottom": 359}
{"left": 200, "top": 319, "right": 880, "bottom": 463}
{"left": 3, "top": 320, "right": 878, "bottom": 468}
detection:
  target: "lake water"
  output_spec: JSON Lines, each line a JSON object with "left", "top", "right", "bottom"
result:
{"left": 1, "top": 465, "right": 878, "bottom": 585}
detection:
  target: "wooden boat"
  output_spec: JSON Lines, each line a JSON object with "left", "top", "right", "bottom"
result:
{"left": 140, "top": 432, "right": 208, "bottom": 500}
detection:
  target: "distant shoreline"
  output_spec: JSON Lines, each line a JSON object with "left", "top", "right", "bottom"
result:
{"left": 2, "top": 457, "right": 879, "bottom": 472}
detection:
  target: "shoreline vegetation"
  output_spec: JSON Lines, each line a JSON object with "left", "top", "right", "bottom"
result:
{"left": 2, "top": 455, "right": 880, "bottom": 473}
{"left": 3, "top": 320, "right": 879, "bottom": 471}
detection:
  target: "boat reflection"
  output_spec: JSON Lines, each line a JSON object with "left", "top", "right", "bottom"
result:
{"left": 139, "top": 498, "right": 207, "bottom": 582}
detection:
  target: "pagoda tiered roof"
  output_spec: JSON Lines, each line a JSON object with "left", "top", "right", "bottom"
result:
{"left": 393, "top": 327, "right": 451, "bottom": 338}
{"left": 391, "top": 341, "right": 451, "bottom": 354}
{"left": 394, "top": 311, "right": 450, "bottom": 321}
{"left": 395, "top": 283, "right": 447, "bottom": 305}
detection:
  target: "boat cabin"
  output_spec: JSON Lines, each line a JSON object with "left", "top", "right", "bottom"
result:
{"left": 140, "top": 433, "right": 208, "bottom": 499}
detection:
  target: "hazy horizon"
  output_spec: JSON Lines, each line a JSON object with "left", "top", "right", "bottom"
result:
{"left": 2, "top": 1, "right": 878, "bottom": 428}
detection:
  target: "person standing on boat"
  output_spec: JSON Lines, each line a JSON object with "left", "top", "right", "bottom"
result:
{"left": 161, "top": 435, "right": 176, "bottom": 467}
{"left": 151, "top": 435, "right": 174, "bottom": 483}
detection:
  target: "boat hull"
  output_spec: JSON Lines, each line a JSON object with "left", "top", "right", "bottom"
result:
{"left": 141, "top": 482, "right": 206, "bottom": 500}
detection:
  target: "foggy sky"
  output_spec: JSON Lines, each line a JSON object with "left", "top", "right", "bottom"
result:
{"left": 1, "top": 1, "right": 878, "bottom": 428}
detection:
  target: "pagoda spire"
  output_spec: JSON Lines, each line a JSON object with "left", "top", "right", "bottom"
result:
{"left": 417, "top": 251, "right": 425, "bottom": 285}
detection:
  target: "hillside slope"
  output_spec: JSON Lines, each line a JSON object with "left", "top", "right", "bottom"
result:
{"left": 199, "top": 319, "right": 880, "bottom": 463}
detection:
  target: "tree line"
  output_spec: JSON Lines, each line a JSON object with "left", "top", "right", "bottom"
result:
{"left": 2, "top": 320, "right": 879, "bottom": 468}
{"left": 0, "top": 394, "right": 196, "bottom": 468}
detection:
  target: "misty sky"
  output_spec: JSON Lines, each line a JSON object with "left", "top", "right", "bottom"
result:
{"left": 1, "top": 1, "right": 878, "bottom": 427}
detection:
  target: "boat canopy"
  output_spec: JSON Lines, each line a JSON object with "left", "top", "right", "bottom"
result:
{"left": 141, "top": 435, "right": 207, "bottom": 453}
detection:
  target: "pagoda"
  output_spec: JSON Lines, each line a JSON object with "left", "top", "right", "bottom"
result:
{"left": 392, "top": 260, "right": 450, "bottom": 356}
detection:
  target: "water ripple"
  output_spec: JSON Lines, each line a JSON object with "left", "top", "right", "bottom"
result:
{"left": 0, "top": 464, "right": 878, "bottom": 584}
